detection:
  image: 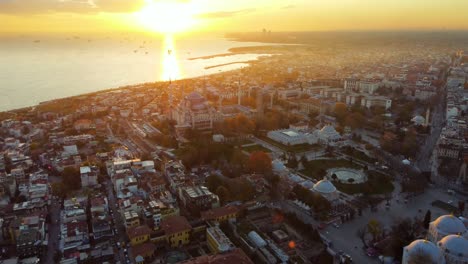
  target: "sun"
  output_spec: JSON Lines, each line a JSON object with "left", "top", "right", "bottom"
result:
{"left": 136, "top": 0, "right": 197, "bottom": 33}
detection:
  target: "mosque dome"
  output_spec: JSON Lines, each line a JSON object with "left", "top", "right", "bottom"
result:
{"left": 431, "top": 215, "right": 467, "bottom": 236}
{"left": 438, "top": 235, "right": 468, "bottom": 259}
{"left": 402, "top": 239, "right": 445, "bottom": 264}
{"left": 313, "top": 179, "right": 337, "bottom": 194}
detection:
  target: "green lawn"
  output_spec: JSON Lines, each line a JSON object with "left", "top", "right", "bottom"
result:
{"left": 342, "top": 146, "right": 377, "bottom": 164}
{"left": 242, "top": 144, "right": 271, "bottom": 153}
{"left": 300, "top": 159, "right": 394, "bottom": 195}
{"left": 300, "top": 159, "right": 362, "bottom": 180}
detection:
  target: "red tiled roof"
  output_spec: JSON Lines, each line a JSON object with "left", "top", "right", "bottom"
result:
{"left": 179, "top": 248, "right": 254, "bottom": 264}
{"left": 127, "top": 225, "right": 152, "bottom": 240}
{"left": 131, "top": 242, "right": 156, "bottom": 258}
{"left": 161, "top": 216, "right": 191, "bottom": 236}
{"left": 201, "top": 206, "right": 240, "bottom": 221}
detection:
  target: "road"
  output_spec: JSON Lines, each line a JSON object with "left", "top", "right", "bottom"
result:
{"left": 43, "top": 197, "right": 61, "bottom": 264}
{"left": 414, "top": 90, "right": 446, "bottom": 172}
{"left": 105, "top": 179, "right": 133, "bottom": 264}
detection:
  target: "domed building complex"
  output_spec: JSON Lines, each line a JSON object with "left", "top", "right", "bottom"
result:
{"left": 428, "top": 215, "right": 467, "bottom": 242}
{"left": 312, "top": 178, "right": 338, "bottom": 201}
{"left": 437, "top": 235, "right": 468, "bottom": 264}
{"left": 402, "top": 239, "right": 446, "bottom": 264}
{"left": 403, "top": 215, "right": 468, "bottom": 264}
{"left": 173, "top": 92, "right": 216, "bottom": 130}
{"left": 317, "top": 125, "right": 341, "bottom": 145}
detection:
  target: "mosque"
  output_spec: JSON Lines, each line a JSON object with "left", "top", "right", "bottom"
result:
{"left": 172, "top": 92, "right": 216, "bottom": 130}
{"left": 402, "top": 215, "right": 468, "bottom": 264}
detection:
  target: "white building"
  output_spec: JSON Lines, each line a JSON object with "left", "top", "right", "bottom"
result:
{"left": 317, "top": 125, "right": 341, "bottom": 145}
{"left": 344, "top": 79, "right": 359, "bottom": 92}
{"left": 80, "top": 166, "right": 98, "bottom": 188}
{"left": 267, "top": 129, "right": 308, "bottom": 146}
{"left": 361, "top": 96, "right": 392, "bottom": 110}
{"left": 359, "top": 80, "right": 380, "bottom": 94}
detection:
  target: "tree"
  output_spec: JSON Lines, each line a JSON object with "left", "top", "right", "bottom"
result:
{"left": 62, "top": 167, "right": 81, "bottom": 191}
{"left": 367, "top": 219, "right": 383, "bottom": 242}
{"left": 423, "top": 210, "right": 431, "bottom": 229}
{"left": 248, "top": 151, "right": 272, "bottom": 174}
{"left": 335, "top": 102, "right": 347, "bottom": 124}
{"left": 216, "top": 186, "right": 231, "bottom": 204}
{"left": 51, "top": 182, "right": 67, "bottom": 198}
{"left": 206, "top": 175, "right": 224, "bottom": 193}
{"left": 345, "top": 112, "right": 366, "bottom": 129}
{"left": 387, "top": 218, "right": 422, "bottom": 261}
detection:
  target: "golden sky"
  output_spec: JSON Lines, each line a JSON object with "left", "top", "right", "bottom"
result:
{"left": 2, "top": 0, "right": 468, "bottom": 34}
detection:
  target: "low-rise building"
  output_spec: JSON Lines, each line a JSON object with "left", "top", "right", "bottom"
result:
{"left": 161, "top": 216, "right": 191, "bottom": 248}
{"left": 206, "top": 226, "right": 235, "bottom": 254}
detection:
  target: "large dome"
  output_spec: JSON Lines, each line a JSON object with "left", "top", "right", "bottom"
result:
{"left": 320, "top": 125, "right": 337, "bottom": 135}
{"left": 438, "top": 235, "right": 468, "bottom": 258}
{"left": 431, "top": 215, "right": 467, "bottom": 236}
{"left": 313, "top": 179, "right": 337, "bottom": 194}
{"left": 403, "top": 239, "right": 445, "bottom": 264}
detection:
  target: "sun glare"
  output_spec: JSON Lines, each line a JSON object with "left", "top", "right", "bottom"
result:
{"left": 161, "top": 35, "right": 181, "bottom": 81}
{"left": 136, "top": 0, "right": 196, "bottom": 33}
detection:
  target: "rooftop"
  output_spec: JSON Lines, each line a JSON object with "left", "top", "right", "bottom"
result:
{"left": 161, "top": 216, "right": 191, "bottom": 235}
{"left": 127, "top": 225, "right": 152, "bottom": 239}
{"left": 201, "top": 206, "right": 240, "bottom": 221}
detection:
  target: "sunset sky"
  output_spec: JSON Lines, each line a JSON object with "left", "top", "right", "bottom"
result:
{"left": 2, "top": 0, "right": 468, "bottom": 34}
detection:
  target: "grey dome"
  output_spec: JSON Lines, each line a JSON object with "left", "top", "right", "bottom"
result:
{"left": 313, "top": 179, "right": 337, "bottom": 194}
{"left": 431, "top": 215, "right": 467, "bottom": 236}
{"left": 438, "top": 235, "right": 468, "bottom": 258}
{"left": 404, "top": 239, "right": 445, "bottom": 264}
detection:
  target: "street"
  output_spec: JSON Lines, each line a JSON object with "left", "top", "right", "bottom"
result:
{"left": 105, "top": 179, "right": 133, "bottom": 264}
{"left": 43, "top": 197, "right": 61, "bottom": 264}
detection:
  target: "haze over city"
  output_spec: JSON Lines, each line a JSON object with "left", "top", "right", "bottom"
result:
{"left": 0, "top": 1, "right": 467, "bottom": 264}
{"left": 2, "top": 0, "right": 468, "bottom": 34}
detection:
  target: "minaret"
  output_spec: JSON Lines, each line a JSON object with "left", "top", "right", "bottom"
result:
{"left": 425, "top": 108, "right": 430, "bottom": 126}
{"left": 237, "top": 77, "right": 241, "bottom": 105}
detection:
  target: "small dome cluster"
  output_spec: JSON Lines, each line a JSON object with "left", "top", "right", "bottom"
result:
{"left": 403, "top": 215, "right": 468, "bottom": 264}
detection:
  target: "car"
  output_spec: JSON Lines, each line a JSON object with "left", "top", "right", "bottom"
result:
{"left": 333, "top": 223, "right": 340, "bottom": 228}
{"left": 116, "top": 242, "right": 121, "bottom": 249}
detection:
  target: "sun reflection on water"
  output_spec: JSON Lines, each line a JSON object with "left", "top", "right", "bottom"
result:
{"left": 161, "top": 34, "right": 180, "bottom": 81}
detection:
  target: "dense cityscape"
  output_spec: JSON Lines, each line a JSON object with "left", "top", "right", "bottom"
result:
{"left": 0, "top": 30, "right": 467, "bottom": 264}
